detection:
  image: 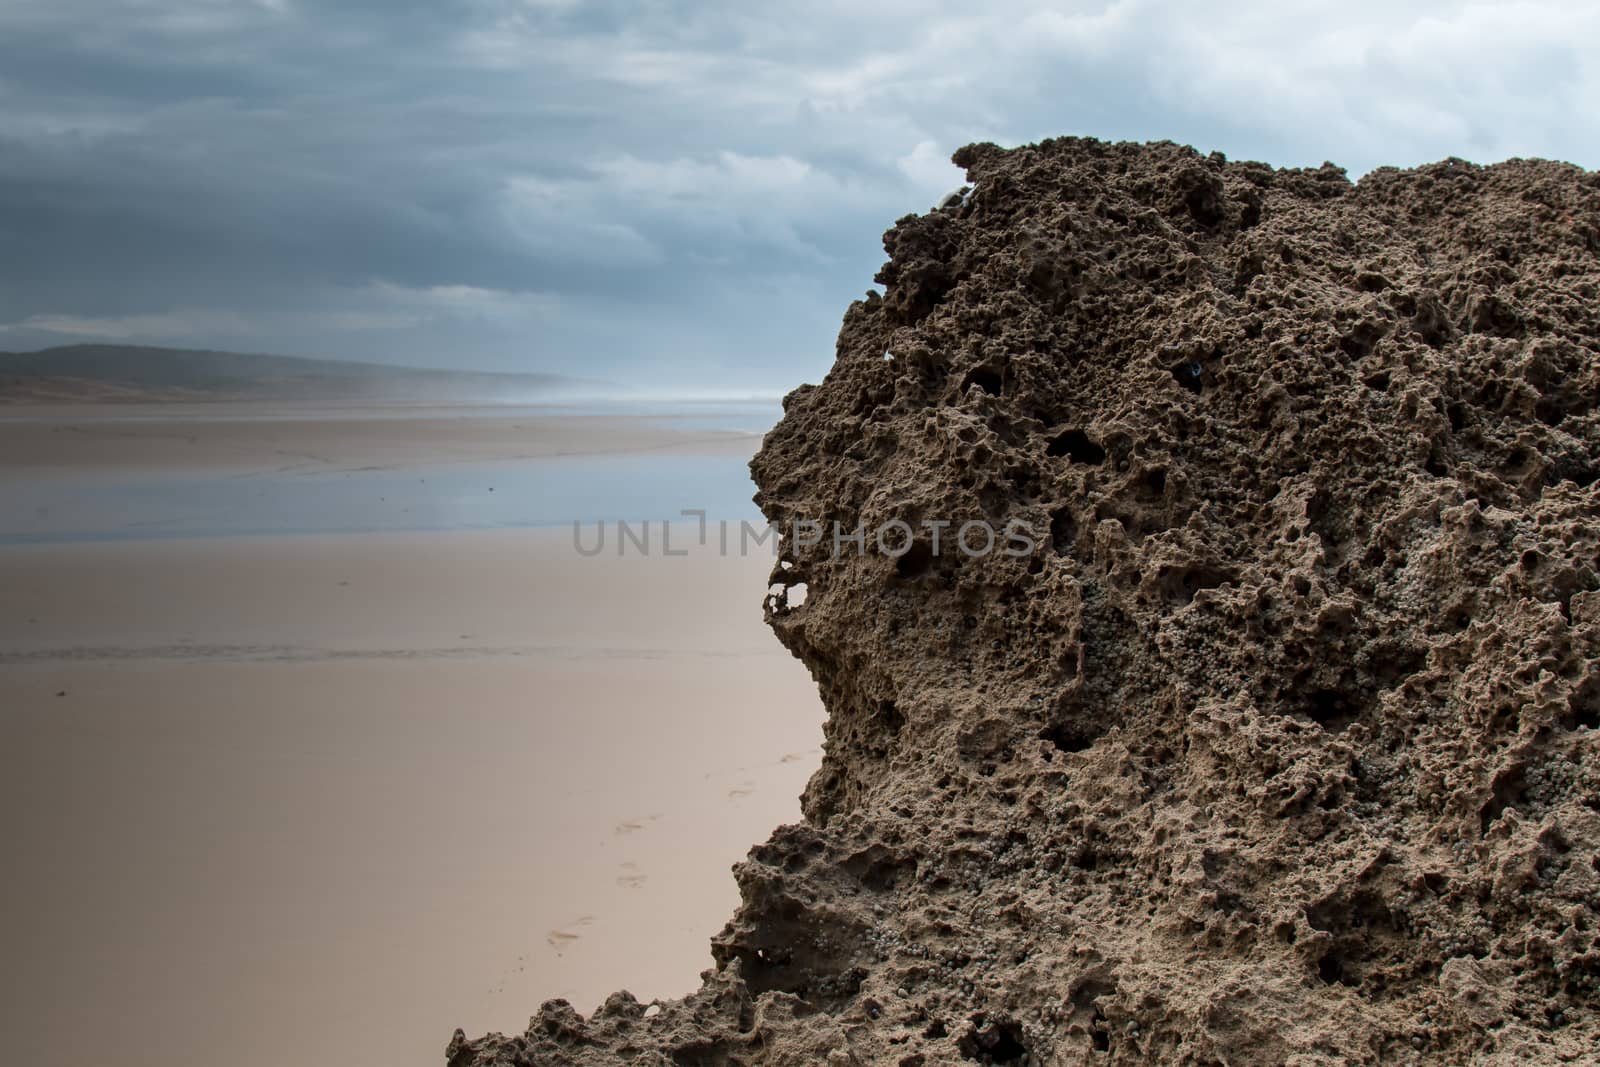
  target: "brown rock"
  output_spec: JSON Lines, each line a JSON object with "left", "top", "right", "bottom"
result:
{"left": 451, "top": 137, "right": 1600, "bottom": 1064}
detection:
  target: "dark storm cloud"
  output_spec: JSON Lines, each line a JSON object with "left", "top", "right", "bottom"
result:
{"left": 2, "top": 1, "right": 1597, "bottom": 389}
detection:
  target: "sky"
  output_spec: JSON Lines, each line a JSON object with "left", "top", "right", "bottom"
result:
{"left": 1, "top": 1, "right": 1597, "bottom": 393}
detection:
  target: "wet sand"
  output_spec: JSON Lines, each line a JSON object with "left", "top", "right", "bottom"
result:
{"left": 0, "top": 412, "right": 820, "bottom": 1067}
{"left": 0, "top": 404, "right": 764, "bottom": 480}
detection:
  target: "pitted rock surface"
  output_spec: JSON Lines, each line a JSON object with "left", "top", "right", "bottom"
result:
{"left": 451, "top": 138, "right": 1600, "bottom": 1065}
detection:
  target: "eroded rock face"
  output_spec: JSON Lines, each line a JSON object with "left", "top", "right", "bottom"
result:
{"left": 451, "top": 139, "right": 1600, "bottom": 1065}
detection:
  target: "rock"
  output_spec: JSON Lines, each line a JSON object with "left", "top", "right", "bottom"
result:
{"left": 1439, "top": 957, "right": 1509, "bottom": 1029}
{"left": 449, "top": 137, "right": 1600, "bottom": 1065}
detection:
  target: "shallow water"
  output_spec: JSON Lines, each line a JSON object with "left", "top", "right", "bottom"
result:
{"left": 0, "top": 404, "right": 777, "bottom": 544}
{"left": 0, "top": 453, "right": 764, "bottom": 544}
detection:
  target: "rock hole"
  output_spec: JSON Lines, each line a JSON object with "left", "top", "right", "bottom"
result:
{"left": 1048, "top": 507, "right": 1077, "bottom": 555}
{"left": 1305, "top": 490, "right": 1343, "bottom": 551}
{"left": 896, "top": 541, "right": 934, "bottom": 579}
{"left": 1566, "top": 676, "right": 1599, "bottom": 731}
{"left": 1029, "top": 407, "right": 1061, "bottom": 429}
{"left": 1040, "top": 721, "right": 1098, "bottom": 754}
{"left": 1045, "top": 429, "right": 1106, "bottom": 464}
{"left": 1339, "top": 322, "right": 1386, "bottom": 360}
{"left": 1235, "top": 253, "right": 1265, "bottom": 292}
{"left": 1480, "top": 764, "right": 1527, "bottom": 832}
{"left": 1158, "top": 564, "right": 1232, "bottom": 607}
{"left": 1171, "top": 360, "right": 1204, "bottom": 395}
{"left": 1555, "top": 460, "right": 1599, "bottom": 489}
{"left": 1305, "top": 688, "right": 1358, "bottom": 733}
{"left": 1535, "top": 395, "right": 1567, "bottom": 426}
{"left": 1412, "top": 293, "right": 1452, "bottom": 347}
{"left": 959, "top": 1015, "right": 1027, "bottom": 1063}
{"left": 1180, "top": 170, "right": 1225, "bottom": 228}
{"left": 671, "top": 1044, "right": 723, "bottom": 1066}
{"left": 1316, "top": 953, "right": 1353, "bottom": 986}
{"left": 1090, "top": 1008, "right": 1111, "bottom": 1051}
{"left": 844, "top": 846, "right": 911, "bottom": 892}
{"left": 1239, "top": 193, "right": 1262, "bottom": 229}
{"left": 879, "top": 700, "right": 905, "bottom": 735}
{"left": 1469, "top": 293, "right": 1524, "bottom": 337}
{"left": 963, "top": 368, "right": 1003, "bottom": 396}
{"left": 1371, "top": 644, "right": 1425, "bottom": 687}
{"left": 1503, "top": 445, "right": 1539, "bottom": 479}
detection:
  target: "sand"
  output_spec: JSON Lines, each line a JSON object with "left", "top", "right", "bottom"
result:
{"left": 0, "top": 411, "right": 821, "bottom": 1067}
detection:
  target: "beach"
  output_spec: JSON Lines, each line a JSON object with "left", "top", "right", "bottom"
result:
{"left": 0, "top": 407, "right": 820, "bottom": 1067}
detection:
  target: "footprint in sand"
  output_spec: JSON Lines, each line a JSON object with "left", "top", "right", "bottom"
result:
{"left": 613, "top": 815, "right": 662, "bottom": 836}
{"left": 545, "top": 915, "right": 594, "bottom": 953}
{"left": 616, "top": 863, "right": 648, "bottom": 890}
{"left": 727, "top": 782, "right": 756, "bottom": 800}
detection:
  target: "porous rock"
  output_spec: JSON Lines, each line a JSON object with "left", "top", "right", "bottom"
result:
{"left": 451, "top": 138, "right": 1600, "bottom": 1065}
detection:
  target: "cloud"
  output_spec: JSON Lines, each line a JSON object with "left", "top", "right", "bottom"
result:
{"left": 360, "top": 282, "right": 559, "bottom": 326}
{"left": 586, "top": 151, "right": 905, "bottom": 263}
{"left": 897, "top": 140, "right": 966, "bottom": 203}
{"left": 1, "top": 1, "right": 1597, "bottom": 387}
{"left": 497, "top": 176, "right": 666, "bottom": 268}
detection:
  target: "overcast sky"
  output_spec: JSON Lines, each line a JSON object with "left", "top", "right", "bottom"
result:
{"left": 2, "top": 1, "right": 1597, "bottom": 392}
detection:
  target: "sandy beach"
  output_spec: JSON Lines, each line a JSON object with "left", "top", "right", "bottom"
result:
{"left": 0, "top": 409, "right": 820, "bottom": 1067}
